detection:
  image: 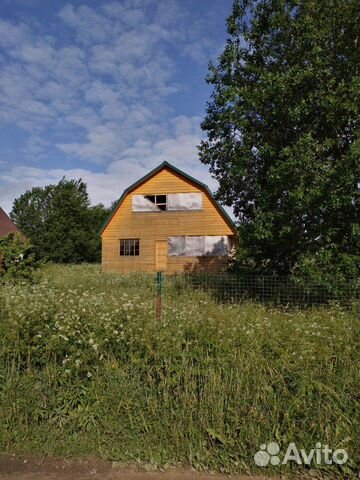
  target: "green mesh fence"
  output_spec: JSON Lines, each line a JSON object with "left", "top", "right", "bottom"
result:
{"left": 164, "top": 273, "right": 360, "bottom": 309}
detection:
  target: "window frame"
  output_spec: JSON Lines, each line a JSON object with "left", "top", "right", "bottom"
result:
{"left": 144, "top": 194, "right": 167, "bottom": 211}
{"left": 120, "top": 238, "right": 140, "bottom": 256}
{"left": 132, "top": 193, "right": 203, "bottom": 213}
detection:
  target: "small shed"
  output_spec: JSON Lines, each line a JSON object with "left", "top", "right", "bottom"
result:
{"left": 100, "top": 162, "right": 237, "bottom": 273}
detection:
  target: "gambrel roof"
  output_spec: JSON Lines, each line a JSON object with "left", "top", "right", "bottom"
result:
{"left": 99, "top": 161, "right": 237, "bottom": 236}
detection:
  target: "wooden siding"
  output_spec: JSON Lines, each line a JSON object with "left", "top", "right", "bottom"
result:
{"left": 155, "top": 240, "right": 168, "bottom": 271}
{"left": 101, "top": 167, "right": 235, "bottom": 273}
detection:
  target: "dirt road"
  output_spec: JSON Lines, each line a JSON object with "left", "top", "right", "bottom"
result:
{"left": 0, "top": 455, "right": 278, "bottom": 480}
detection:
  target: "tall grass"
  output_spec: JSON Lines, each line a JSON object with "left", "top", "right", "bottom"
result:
{"left": 0, "top": 264, "right": 359, "bottom": 478}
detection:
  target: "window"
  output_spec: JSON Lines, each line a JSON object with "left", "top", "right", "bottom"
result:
{"left": 144, "top": 194, "right": 167, "bottom": 210}
{"left": 132, "top": 193, "right": 203, "bottom": 212}
{"left": 167, "top": 193, "right": 202, "bottom": 211}
{"left": 120, "top": 239, "right": 139, "bottom": 256}
{"left": 168, "top": 236, "right": 230, "bottom": 257}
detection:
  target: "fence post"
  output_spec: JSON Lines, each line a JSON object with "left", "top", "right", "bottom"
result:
{"left": 156, "top": 271, "right": 163, "bottom": 320}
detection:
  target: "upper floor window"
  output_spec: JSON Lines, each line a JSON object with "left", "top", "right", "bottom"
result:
{"left": 132, "top": 193, "right": 202, "bottom": 212}
{"left": 120, "top": 239, "right": 139, "bottom": 256}
{"left": 144, "top": 194, "right": 167, "bottom": 210}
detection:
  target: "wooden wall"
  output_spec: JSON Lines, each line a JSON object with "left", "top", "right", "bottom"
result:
{"left": 101, "top": 167, "right": 235, "bottom": 273}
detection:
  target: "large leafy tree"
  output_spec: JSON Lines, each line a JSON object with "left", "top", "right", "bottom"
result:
{"left": 199, "top": 0, "right": 360, "bottom": 277}
{"left": 11, "top": 178, "right": 110, "bottom": 263}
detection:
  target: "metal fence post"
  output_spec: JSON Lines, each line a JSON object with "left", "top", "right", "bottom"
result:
{"left": 156, "top": 271, "right": 163, "bottom": 320}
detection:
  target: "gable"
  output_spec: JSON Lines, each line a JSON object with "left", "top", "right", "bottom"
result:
{"left": 100, "top": 162, "right": 237, "bottom": 237}
{"left": 131, "top": 167, "right": 202, "bottom": 195}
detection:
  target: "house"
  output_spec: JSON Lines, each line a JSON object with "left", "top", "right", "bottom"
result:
{"left": 100, "top": 162, "right": 237, "bottom": 273}
{"left": 0, "top": 207, "right": 22, "bottom": 238}
{"left": 0, "top": 207, "right": 25, "bottom": 272}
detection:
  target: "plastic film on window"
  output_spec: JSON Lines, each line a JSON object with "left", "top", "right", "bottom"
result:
{"left": 167, "top": 193, "right": 202, "bottom": 211}
{"left": 132, "top": 195, "right": 160, "bottom": 212}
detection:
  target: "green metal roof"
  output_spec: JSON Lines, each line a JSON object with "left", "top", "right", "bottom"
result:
{"left": 99, "top": 161, "right": 237, "bottom": 236}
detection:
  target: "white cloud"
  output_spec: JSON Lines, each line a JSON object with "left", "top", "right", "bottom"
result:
{"left": 24, "top": 135, "right": 51, "bottom": 158}
{"left": 0, "top": 2, "right": 188, "bottom": 161}
{"left": 0, "top": 19, "right": 30, "bottom": 49}
{"left": 57, "top": 124, "right": 127, "bottom": 162}
{"left": 101, "top": 3, "right": 147, "bottom": 25}
{"left": 58, "top": 4, "right": 113, "bottom": 43}
{"left": 0, "top": 0, "right": 228, "bottom": 213}
{"left": 0, "top": 119, "right": 217, "bottom": 214}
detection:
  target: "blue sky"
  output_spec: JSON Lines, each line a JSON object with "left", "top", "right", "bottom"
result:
{"left": 0, "top": 0, "right": 233, "bottom": 214}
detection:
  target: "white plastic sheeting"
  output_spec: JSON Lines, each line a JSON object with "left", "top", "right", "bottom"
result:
{"left": 204, "top": 236, "right": 230, "bottom": 255}
{"left": 132, "top": 195, "right": 160, "bottom": 212}
{"left": 132, "top": 193, "right": 203, "bottom": 212}
{"left": 168, "top": 236, "right": 230, "bottom": 257}
{"left": 167, "top": 193, "right": 202, "bottom": 211}
{"left": 168, "top": 236, "right": 186, "bottom": 256}
{"left": 185, "top": 236, "right": 205, "bottom": 256}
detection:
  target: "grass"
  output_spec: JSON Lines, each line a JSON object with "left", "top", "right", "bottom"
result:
{"left": 0, "top": 264, "right": 359, "bottom": 478}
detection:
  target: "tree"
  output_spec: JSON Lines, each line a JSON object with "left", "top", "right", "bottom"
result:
{"left": 9, "top": 185, "right": 53, "bottom": 260}
{"left": 199, "top": 0, "right": 360, "bottom": 278}
{"left": 10, "top": 178, "right": 110, "bottom": 263}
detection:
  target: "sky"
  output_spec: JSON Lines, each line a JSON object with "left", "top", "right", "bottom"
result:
{"left": 0, "top": 0, "right": 234, "bottom": 215}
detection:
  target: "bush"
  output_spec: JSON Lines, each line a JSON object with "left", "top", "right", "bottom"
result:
{"left": 0, "top": 232, "right": 40, "bottom": 283}
{"left": 293, "top": 247, "right": 360, "bottom": 283}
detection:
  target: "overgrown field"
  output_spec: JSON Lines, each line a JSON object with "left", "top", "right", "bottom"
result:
{"left": 0, "top": 264, "right": 359, "bottom": 478}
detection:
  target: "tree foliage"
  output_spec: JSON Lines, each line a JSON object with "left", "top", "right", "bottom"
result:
{"left": 199, "top": 0, "right": 360, "bottom": 277}
{"left": 10, "top": 178, "right": 110, "bottom": 263}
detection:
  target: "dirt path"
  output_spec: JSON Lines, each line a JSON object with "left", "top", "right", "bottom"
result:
{"left": 0, "top": 455, "right": 279, "bottom": 480}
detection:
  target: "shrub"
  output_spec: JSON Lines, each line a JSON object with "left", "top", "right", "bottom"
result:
{"left": 0, "top": 232, "right": 40, "bottom": 283}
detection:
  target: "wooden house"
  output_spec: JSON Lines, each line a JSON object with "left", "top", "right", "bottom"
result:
{"left": 100, "top": 162, "right": 237, "bottom": 273}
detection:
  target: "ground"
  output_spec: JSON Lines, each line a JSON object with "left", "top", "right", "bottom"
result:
{"left": 0, "top": 455, "right": 275, "bottom": 480}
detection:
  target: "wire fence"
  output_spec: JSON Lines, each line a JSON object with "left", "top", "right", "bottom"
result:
{"left": 162, "top": 273, "right": 360, "bottom": 310}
